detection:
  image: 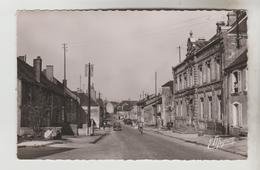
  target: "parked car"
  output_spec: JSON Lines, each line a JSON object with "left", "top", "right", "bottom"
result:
{"left": 123, "top": 119, "right": 132, "bottom": 125}
{"left": 113, "top": 122, "right": 122, "bottom": 131}
{"left": 103, "top": 120, "right": 112, "bottom": 128}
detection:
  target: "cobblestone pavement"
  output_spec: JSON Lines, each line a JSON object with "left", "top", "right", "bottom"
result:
{"left": 38, "top": 125, "right": 245, "bottom": 160}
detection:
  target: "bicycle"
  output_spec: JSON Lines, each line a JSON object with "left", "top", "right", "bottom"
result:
{"left": 138, "top": 123, "right": 144, "bottom": 135}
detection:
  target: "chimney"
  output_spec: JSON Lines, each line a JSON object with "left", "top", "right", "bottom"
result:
{"left": 33, "top": 56, "right": 42, "bottom": 83}
{"left": 46, "top": 65, "right": 54, "bottom": 82}
{"left": 227, "top": 11, "right": 236, "bottom": 26}
{"left": 216, "top": 21, "right": 225, "bottom": 34}
{"left": 18, "top": 55, "right": 26, "bottom": 62}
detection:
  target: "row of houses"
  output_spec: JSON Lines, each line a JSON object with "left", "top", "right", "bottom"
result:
{"left": 135, "top": 10, "right": 248, "bottom": 136}
{"left": 17, "top": 56, "right": 105, "bottom": 137}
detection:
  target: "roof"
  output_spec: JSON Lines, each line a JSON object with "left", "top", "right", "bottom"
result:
{"left": 137, "top": 94, "right": 162, "bottom": 107}
{"left": 75, "top": 92, "right": 99, "bottom": 106}
{"left": 117, "top": 100, "right": 138, "bottom": 111}
{"left": 225, "top": 48, "right": 247, "bottom": 72}
{"left": 162, "top": 80, "right": 173, "bottom": 87}
{"left": 17, "top": 57, "right": 64, "bottom": 96}
{"left": 174, "top": 11, "right": 247, "bottom": 71}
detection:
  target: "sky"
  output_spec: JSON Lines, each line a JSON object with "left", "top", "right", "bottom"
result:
{"left": 17, "top": 10, "right": 229, "bottom": 102}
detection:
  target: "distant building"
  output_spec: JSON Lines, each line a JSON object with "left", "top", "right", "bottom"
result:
{"left": 137, "top": 95, "right": 162, "bottom": 126}
{"left": 74, "top": 92, "right": 101, "bottom": 128}
{"left": 161, "top": 81, "right": 174, "bottom": 126}
{"left": 116, "top": 100, "right": 138, "bottom": 120}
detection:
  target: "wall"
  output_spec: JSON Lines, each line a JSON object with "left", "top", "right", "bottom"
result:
{"left": 82, "top": 106, "right": 100, "bottom": 128}
{"left": 161, "top": 87, "right": 173, "bottom": 126}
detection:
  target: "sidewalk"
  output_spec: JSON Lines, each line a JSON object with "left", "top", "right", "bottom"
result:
{"left": 18, "top": 128, "right": 108, "bottom": 148}
{"left": 144, "top": 126, "right": 247, "bottom": 157}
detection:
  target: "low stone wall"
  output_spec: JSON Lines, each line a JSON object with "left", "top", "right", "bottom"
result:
{"left": 18, "top": 127, "right": 34, "bottom": 136}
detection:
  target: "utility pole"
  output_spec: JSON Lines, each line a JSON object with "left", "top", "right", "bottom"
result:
{"left": 87, "top": 63, "right": 91, "bottom": 135}
{"left": 177, "top": 46, "right": 181, "bottom": 63}
{"left": 79, "top": 75, "right": 82, "bottom": 92}
{"left": 85, "top": 63, "right": 94, "bottom": 136}
{"left": 155, "top": 72, "right": 157, "bottom": 96}
{"left": 62, "top": 43, "right": 68, "bottom": 124}
{"left": 62, "top": 43, "right": 68, "bottom": 87}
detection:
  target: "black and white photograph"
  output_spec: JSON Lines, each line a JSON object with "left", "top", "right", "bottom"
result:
{"left": 16, "top": 8, "right": 248, "bottom": 160}
{"left": 2, "top": 0, "right": 260, "bottom": 170}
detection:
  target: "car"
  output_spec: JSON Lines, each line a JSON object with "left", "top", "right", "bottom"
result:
{"left": 113, "top": 122, "right": 122, "bottom": 131}
{"left": 123, "top": 119, "right": 132, "bottom": 125}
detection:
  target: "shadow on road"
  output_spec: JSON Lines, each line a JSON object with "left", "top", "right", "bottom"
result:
{"left": 17, "top": 146, "right": 74, "bottom": 159}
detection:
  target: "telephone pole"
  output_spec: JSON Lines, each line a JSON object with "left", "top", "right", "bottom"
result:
{"left": 155, "top": 72, "right": 157, "bottom": 96}
{"left": 62, "top": 43, "right": 68, "bottom": 87}
{"left": 85, "top": 63, "right": 94, "bottom": 136}
{"left": 88, "top": 63, "right": 91, "bottom": 135}
{"left": 79, "top": 75, "right": 82, "bottom": 92}
{"left": 177, "top": 45, "right": 181, "bottom": 63}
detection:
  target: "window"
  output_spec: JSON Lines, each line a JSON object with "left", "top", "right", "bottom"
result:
{"left": 184, "top": 73, "right": 187, "bottom": 89}
{"left": 180, "top": 100, "right": 183, "bottom": 116}
{"left": 190, "top": 68, "right": 193, "bottom": 87}
{"left": 208, "top": 96, "right": 212, "bottom": 120}
{"left": 175, "top": 78, "right": 178, "bottom": 91}
{"left": 200, "top": 97, "right": 204, "bottom": 119}
{"left": 245, "top": 67, "right": 248, "bottom": 91}
{"left": 206, "top": 60, "right": 211, "bottom": 83}
{"left": 232, "top": 102, "right": 242, "bottom": 126}
{"left": 217, "top": 95, "right": 222, "bottom": 121}
{"left": 199, "top": 65, "right": 203, "bottom": 85}
{"left": 176, "top": 101, "right": 179, "bottom": 116}
{"left": 231, "top": 70, "right": 241, "bottom": 93}
{"left": 179, "top": 75, "right": 182, "bottom": 90}
{"left": 203, "top": 64, "right": 207, "bottom": 83}
{"left": 215, "top": 57, "right": 221, "bottom": 80}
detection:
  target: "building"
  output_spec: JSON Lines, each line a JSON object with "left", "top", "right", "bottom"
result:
{"left": 161, "top": 81, "right": 174, "bottom": 127}
{"left": 137, "top": 95, "right": 162, "bottom": 126}
{"left": 74, "top": 92, "right": 101, "bottom": 129}
{"left": 172, "top": 10, "right": 247, "bottom": 135}
{"left": 224, "top": 49, "right": 248, "bottom": 136}
{"left": 17, "top": 56, "right": 84, "bottom": 136}
{"left": 222, "top": 10, "right": 248, "bottom": 136}
{"left": 116, "top": 100, "right": 137, "bottom": 120}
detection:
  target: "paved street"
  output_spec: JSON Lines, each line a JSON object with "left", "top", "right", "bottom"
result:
{"left": 35, "top": 125, "right": 245, "bottom": 160}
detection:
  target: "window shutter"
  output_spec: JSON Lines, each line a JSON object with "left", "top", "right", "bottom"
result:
{"left": 231, "top": 74, "right": 234, "bottom": 93}
{"left": 239, "top": 103, "right": 243, "bottom": 126}
{"left": 238, "top": 71, "right": 241, "bottom": 92}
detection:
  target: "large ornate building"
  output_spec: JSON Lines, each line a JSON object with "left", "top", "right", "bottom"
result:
{"left": 172, "top": 10, "right": 247, "bottom": 135}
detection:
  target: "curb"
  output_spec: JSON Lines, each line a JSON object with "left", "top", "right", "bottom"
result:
{"left": 17, "top": 141, "right": 64, "bottom": 148}
{"left": 90, "top": 133, "right": 106, "bottom": 144}
{"left": 144, "top": 128, "right": 247, "bottom": 157}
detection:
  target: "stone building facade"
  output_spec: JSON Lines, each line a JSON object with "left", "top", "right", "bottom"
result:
{"left": 222, "top": 10, "right": 248, "bottom": 136}
{"left": 161, "top": 81, "right": 174, "bottom": 126}
{"left": 137, "top": 95, "right": 162, "bottom": 126}
{"left": 17, "top": 56, "right": 85, "bottom": 136}
{"left": 172, "top": 10, "right": 247, "bottom": 135}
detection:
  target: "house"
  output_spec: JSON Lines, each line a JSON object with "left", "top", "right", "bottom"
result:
{"left": 137, "top": 95, "right": 162, "bottom": 126}
{"left": 224, "top": 48, "right": 248, "bottom": 136}
{"left": 161, "top": 81, "right": 174, "bottom": 127}
{"left": 74, "top": 92, "right": 101, "bottom": 129}
{"left": 17, "top": 56, "right": 84, "bottom": 136}
{"left": 116, "top": 100, "right": 137, "bottom": 120}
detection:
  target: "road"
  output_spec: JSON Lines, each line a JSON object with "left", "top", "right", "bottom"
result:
{"left": 35, "top": 125, "right": 245, "bottom": 160}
